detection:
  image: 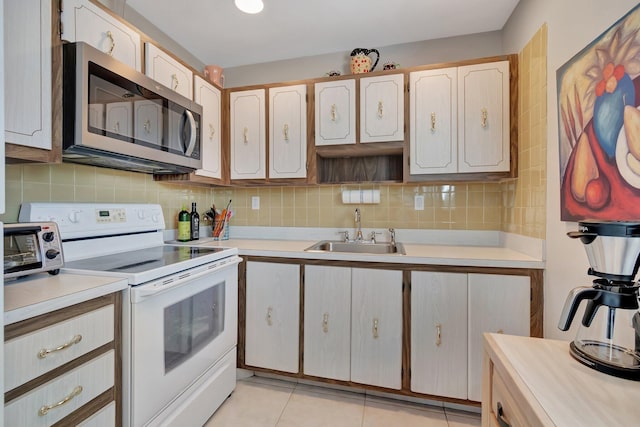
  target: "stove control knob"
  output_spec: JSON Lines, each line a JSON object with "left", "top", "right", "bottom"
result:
{"left": 137, "top": 210, "right": 146, "bottom": 220}
{"left": 42, "top": 232, "right": 55, "bottom": 242}
{"left": 68, "top": 211, "right": 80, "bottom": 223}
{"left": 151, "top": 213, "right": 160, "bottom": 222}
{"left": 45, "top": 249, "right": 60, "bottom": 260}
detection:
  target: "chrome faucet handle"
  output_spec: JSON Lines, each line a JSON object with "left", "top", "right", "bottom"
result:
{"left": 337, "top": 230, "right": 350, "bottom": 242}
{"left": 369, "top": 231, "right": 381, "bottom": 243}
{"left": 388, "top": 228, "right": 396, "bottom": 245}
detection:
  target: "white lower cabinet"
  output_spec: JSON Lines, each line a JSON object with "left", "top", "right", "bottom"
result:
{"left": 351, "top": 268, "right": 403, "bottom": 389}
{"left": 245, "top": 261, "right": 300, "bottom": 373}
{"left": 467, "top": 273, "right": 530, "bottom": 401}
{"left": 303, "top": 265, "right": 351, "bottom": 381}
{"left": 410, "top": 271, "right": 468, "bottom": 399}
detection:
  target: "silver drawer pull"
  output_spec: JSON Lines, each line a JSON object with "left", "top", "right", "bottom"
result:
{"left": 373, "top": 318, "right": 379, "bottom": 339}
{"left": 436, "top": 323, "right": 442, "bottom": 346}
{"left": 38, "top": 385, "right": 83, "bottom": 416}
{"left": 37, "top": 334, "right": 82, "bottom": 359}
{"left": 266, "top": 306, "right": 273, "bottom": 326}
{"left": 322, "top": 313, "right": 329, "bottom": 333}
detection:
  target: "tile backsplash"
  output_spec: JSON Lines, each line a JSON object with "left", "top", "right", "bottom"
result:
{"left": 3, "top": 25, "right": 547, "bottom": 239}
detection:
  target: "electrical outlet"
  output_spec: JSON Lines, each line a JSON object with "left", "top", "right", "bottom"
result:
{"left": 251, "top": 196, "right": 260, "bottom": 210}
{"left": 414, "top": 195, "right": 425, "bottom": 210}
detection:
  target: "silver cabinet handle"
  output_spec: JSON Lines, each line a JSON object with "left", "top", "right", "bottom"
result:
{"left": 172, "top": 74, "right": 179, "bottom": 91}
{"left": 283, "top": 123, "right": 289, "bottom": 141}
{"left": 435, "top": 323, "right": 442, "bottom": 347}
{"left": 481, "top": 108, "right": 488, "bottom": 128}
{"left": 373, "top": 318, "right": 379, "bottom": 339}
{"left": 38, "top": 385, "right": 83, "bottom": 416}
{"left": 266, "top": 307, "right": 273, "bottom": 326}
{"left": 106, "top": 31, "right": 115, "bottom": 56}
{"left": 113, "top": 121, "right": 120, "bottom": 133}
{"left": 209, "top": 124, "right": 216, "bottom": 140}
{"left": 431, "top": 112, "right": 436, "bottom": 132}
{"left": 143, "top": 119, "right": 151, "bottom": 133}
{"left": 377, "top": 100, "right": 384, "bottom": 118}
{"left": 38, "top": 334, "right": 82, "bottom": 359}
{"left": 322, "top": 313, "right": 329, "bottom": 333}
{"left": 243, "top": 126, "right": 249, "bottom": 143}
{"left": 330, "top": 104, "right": 337, "bottom": 122}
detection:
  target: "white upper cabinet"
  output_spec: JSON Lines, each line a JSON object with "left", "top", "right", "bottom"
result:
{"left": 4, "top": 0, "right": 52, "bottom": 150}
{"left": 269, "top": 85, "right": 307, "bottom": 179}
{"left": 360, "top": 73, "right": 404, "bottom": 143}
{"left": 409, "top": 68, "right": 458, "bottom": 174}
{"left": 145, "top": 43, "right": 193, "bottom": 99}
{"left": 457, "top": 61, "right": 510, "bottom": 173}
{"left": 467, "top": 273, "right": 530, "bottom": 401}
{"left": 230, "top": 89, "right": 266, "bottom": 180}
{"left": 410, "top": 271, "right": 468, "bottom": 399}
{"left": 314, "top": 79, "right": 356, "bottom": 146}
{"left": 193, "top": 76, "right": 222, "bottom": 179}
{"left": 61, "top": 0, "right": 141, "bottom": 71}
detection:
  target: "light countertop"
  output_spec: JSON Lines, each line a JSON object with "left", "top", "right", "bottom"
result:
{"left": 4, "top": 273, "right": 128, "bottom": 325}
{"left": 484, "top": 333, "right": 640, "bottom": 425}
{"left": 200, "top": 238, "right": 544, "bottom": 269}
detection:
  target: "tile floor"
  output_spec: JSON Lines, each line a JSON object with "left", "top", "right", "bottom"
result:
{"left": 205, "top": 376, "right": 481, "bottom": 427}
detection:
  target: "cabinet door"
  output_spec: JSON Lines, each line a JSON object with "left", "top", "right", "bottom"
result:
{"left": 303, "top": 265, "right": 351, "bottom": 381}
{"left": 411, "top": 271, "right": 468, "bottom": 399}
{"left": 145, "top": 43, "right": 193, "bottom": 99}
{"left": 351, "top": 268, "right": 403, "bottom": 389}
{"left": 269, "top": 85, "right": 307, "bottom": 179}
{"left": 4, "top": 0, "right": 52, "bottom": 150}
{"left": 360, "top": 74, "right": 404, "bottom": 143}
{"left": 467, "top": 273, "right": 529, "bottom": 401}
{"left": 314, "top": 79, "right": 356, "bottom": 146}
{"left": 194, "top": 76, "right": 222, "bottom": 179}
{"left": 409, "top": 68, "right": 457, "bottom": 174}
{"left": 230, "top": 89, "right": 266, "bottom": 180}
{"left": 61, "top": 0, "right": 142, "bottom": 71}
{"left": 245, "top": 262, "right": 300, "bottom": 373}
{"left": 133, "top": 100, "right": 162, "bottom": 145}
{"left": 457, "top": 61, "right": 510, "bottom": 173}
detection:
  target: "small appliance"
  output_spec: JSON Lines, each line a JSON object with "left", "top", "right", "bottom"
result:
{"left": 4, "top": 222, "right": 64, "bottom": 280}
{"left": 63, "top": 42, "right": 203, "bottom": 174}
{"left": 559, "top": 220, "right": 640, "bottom": 380}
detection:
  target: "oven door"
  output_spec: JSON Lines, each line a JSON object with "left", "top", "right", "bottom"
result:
{"left": 128, "top": 256, "right": 240, "bottom": 426}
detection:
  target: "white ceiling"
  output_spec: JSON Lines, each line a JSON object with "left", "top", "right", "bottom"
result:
{"left": 124, "top": 0, "right": 520, "bottom": 68}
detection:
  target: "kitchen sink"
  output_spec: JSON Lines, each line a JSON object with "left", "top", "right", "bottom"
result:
{"left": 304, "top": 240, "right": 406, "bottom": 255}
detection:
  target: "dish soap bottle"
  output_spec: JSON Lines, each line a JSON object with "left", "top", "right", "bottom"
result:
{"left": 190, "top": 202, "right": 199, "bottom": 240}
{"left": 177, "top": 205, "right": 191, "bottom": 242}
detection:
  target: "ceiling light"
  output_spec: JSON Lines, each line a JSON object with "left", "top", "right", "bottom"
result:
{"left": 235, "top": 0, "right": 264, "bottom": 14}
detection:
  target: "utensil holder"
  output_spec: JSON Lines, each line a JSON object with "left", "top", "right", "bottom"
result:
{"left": 213, "top": 221, "right": 229, "bottom": 240}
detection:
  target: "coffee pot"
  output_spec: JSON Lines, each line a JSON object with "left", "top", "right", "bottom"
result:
{"left": 350, "top": 48, "right": 380, "bottom": 74}
{"left": 558, "top": 220, "right": 640, "bottom": 380}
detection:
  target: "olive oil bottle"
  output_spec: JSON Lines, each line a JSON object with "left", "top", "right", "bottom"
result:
{"left": 190, "top": 202, "right": 199, "bottom": 240}
{"left": 177, "top": 205, "right": 191, "bottom": 242}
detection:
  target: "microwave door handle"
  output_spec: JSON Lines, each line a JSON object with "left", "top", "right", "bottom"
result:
{"left": 183, "top": 110, "right": 197, "bottom": 156}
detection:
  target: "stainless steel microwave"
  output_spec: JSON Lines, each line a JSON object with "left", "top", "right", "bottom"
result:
{"left": 63, "top": 42, "right": 202, "bottom": 174}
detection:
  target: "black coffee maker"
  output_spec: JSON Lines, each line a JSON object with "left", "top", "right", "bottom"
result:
{"left": 558, "top": 220, "right": 640, "bottom": 380}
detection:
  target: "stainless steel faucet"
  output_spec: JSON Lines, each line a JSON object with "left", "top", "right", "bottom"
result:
{"left": 355, "top": 208, "right": 363, "bottom": 241}
{"left": 389, "top": 228, "right": 396, "bottom": 245}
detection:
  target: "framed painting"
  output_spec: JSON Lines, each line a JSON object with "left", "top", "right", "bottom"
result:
{"left": 557, "top": 4, "right": 640, "bottom": 221}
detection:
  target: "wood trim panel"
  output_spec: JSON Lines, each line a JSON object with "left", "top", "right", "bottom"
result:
{"left": 401, "top": 270, "right": 411, "bottom": 391}
{"left": 298, "top": 265, "right": 305, "bottom": 377}
{"left": 237, "top": 258, "right": 247, "bottom": 366}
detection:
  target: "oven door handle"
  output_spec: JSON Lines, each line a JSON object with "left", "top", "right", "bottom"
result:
{"left": 132, "top": 256, "right": 241, "bottom": 300}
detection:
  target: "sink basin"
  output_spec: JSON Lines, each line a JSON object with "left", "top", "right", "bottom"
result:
{"left": 304, "top": 240, "right": 405, "bottom": 255}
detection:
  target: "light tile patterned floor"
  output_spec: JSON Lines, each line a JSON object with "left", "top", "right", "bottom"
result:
{"left": 205, "top": 376, "right": 481, "bottom": 427}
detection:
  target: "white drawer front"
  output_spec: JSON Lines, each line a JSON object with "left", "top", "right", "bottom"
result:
{"left": 5, "top": 350, "right": 115, "bottom": 426}
{"left": 77, "top": 401, "right": 116, "bottom": 427}
{"left": 5, "top": 305, "right": 114, "bottom": 391}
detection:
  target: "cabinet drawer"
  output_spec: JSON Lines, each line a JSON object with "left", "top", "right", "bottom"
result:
{"left": 490, "top": 367, "right": 532, "bottom": 427}
{"left": 5, "top": 305, "right": 114, "bottom": 392}
{"left": 77, "top": 401, "right": 115, "bottom": 427}
{"left": 5, "top": 350, "right": 115, "bottom": 426}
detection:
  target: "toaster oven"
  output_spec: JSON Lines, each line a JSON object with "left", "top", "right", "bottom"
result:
{"left": 4, "top": 222, "right": 64, "bottom": 280}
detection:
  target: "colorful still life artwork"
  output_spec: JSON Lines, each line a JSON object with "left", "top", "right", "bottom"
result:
{"left": 558, "top": 4, "right": 640, "bottom": 221}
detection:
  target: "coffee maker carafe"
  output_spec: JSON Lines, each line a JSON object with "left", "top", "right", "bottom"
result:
{"left": 558, "top": 220, "right": 640, "bottom": 380}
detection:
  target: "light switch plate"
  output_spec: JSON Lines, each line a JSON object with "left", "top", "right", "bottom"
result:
{"left": 251, "top": 196, "right": 260, "bottom": 210}
{"left": 414, "top": 195, "right": 425, "bottom": 210}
